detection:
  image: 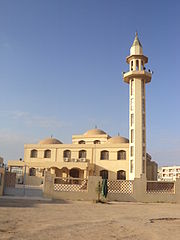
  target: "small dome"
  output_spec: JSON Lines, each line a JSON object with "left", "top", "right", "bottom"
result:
{"left": 84, "top": 128, "right": 107, "bottom": 136}
{"left": 38, "top": 138, "right": 63, "bottom": 144}
{"left": 108, "top": 136, "right": 129, "bottom": 144}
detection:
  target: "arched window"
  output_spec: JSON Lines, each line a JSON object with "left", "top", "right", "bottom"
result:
{"left": 94, "top": 140, "right": 100, "bottom": 144}
{"left": 141, "top": 60, "right": 144, "bottom": 70}
{"left": 79, "top": 140, "right": 85, "bottom": 144}
{"left": 100, "top": 150, "right": 109, "bottom": 160}
{"left": 79, "top": 150, "right": 86, "bottom": 159}
{"left": 117, "top": 150, "right": 126, "bottom": 160}
{"left": 136, "top": 60, "right": 139, "bottom": 70}
{"left": 100, "top": 170, "right": 108, "bottom": 179}
{"left": 63, "top": 150, "right": 71, "bottom": 159}
{"left": 44, "top": 150, "right": 51, "bottom": 158}
{"left": 117, "top": 170, "right": 126, "bottom": 180}
{"left": 131, "top": 60, "right": 133, "bottom": 71}
{"left": 29, "top": 168, "right": 36, "bottom": 176}
{"left": 30, "top": 149, "right": 37, "bottom": 158}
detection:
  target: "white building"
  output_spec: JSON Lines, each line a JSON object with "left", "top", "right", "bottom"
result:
{"left": 158, "top": 166, "right": 180, "bottom": 181}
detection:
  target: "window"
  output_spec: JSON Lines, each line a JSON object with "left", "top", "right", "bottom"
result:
{"left": 141, "top": 60, "right": 144, "bottom": 70}
{"left": 79, "top": 140, "right": 85, "bottom": 144}
{"left": 100, "top": 150, "right": 109, "bottom": 160}
{"left": 94, "top": 140, "right": 101, "bottom": 144}
{"left": 117, "top": 170, "right": 126, "bottom": 180}
{"left": 136, "top": 60, "right": 139, "bottom": 70}
{"left": 44, "top": 150, "right": 51, "bottom": 158}
{"left": 29, "top": 168, "right": 36, "bottom": 176}
{"left": 79, "top": 150, "right": 86, "bottom": 159}
{"left": 130, "top": 160, "right": 133, "bottom": 173}
{"left": 131, "top": 61, "right": 133, "bottom": 71}
{"left": 143, "top": 146, "right": 146, "bottom": 157}
{"left": 130, "top": 146, "right": 134, "bottom": 157}
{"left": 63, "top": 150, "right": 71, "bottom": 159}
{"left": 11, "top": 167, "right": 23, "bottom": 175}
{"left": 100, "top": 170, "right": 108, "bottom": 179}
{"left": 142, "top": 130, "right": 145, "bottom": 143}
{"left": 142, "top": 160, "right": 145, "bottom": 173}
{"left": 131, "top": 79, "right": 134, "bottom": 96}
{"left": 142, "top": 98, "right": 145, "bottom": 112}
{"left": 142, "top": 80, "right": 145, "bottom": 96}
{"left": 117, "top": 150, "right": 126, "bottom": 160}
{"left": 142, "top": 114, "right": 145, "bottom": 127}
{"left": 30, "top": 149, "right": 37, "bottom": 158}
{"left": 131, "top": 114, "right": 134, "bottom": 126}
{"left": 131, "top": 98, "right": 134, "bottom": 111}
{"left": 131, "top": 129, "right": 134, "bottom": 143}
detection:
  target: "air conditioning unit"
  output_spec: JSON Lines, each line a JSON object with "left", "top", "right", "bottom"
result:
{"left": 80, "top": 158, "right": 86, "bottom": 162}
{"left": 64, "top": 158, "right": 69, "bottom": 162}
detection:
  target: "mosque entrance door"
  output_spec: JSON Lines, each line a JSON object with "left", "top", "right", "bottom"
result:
{"left": 69, "top": 168, "right": 80, "bottom": 178}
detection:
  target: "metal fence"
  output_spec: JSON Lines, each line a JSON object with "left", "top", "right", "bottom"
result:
{"left": 146, "top": 181, "right": 175, "bottom": 194}
{"left": 107, "top": 180, "right": 133, "bottom": 194}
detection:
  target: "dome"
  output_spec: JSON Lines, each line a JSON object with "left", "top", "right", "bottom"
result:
{"left": 84, "top": 128, "right": 107, "bottom": 136}
{"left": 107, "top": 136, "right": 129, "bottom": 144}
{"left": 38, "top": 138, "right": 63, "bottom": 144}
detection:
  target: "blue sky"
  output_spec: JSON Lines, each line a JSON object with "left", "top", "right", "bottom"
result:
{"left": 0, "top": 0, "right": 180, "bottom": 166}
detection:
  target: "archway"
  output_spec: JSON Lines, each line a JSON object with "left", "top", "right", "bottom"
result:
{"left": 100, "top": 170, "right": 108, "bottom": 179}
{"left": 70, "top": 168, "right": 80, "bottom": 178}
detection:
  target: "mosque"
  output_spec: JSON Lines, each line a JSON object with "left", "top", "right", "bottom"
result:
{"left": 8, "top": 34, "right": 158, "bottom": 181}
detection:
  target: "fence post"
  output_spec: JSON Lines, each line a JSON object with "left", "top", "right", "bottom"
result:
{"left": 87, "top": 176, "right": 102, "bottom": 201}
{"left": 175, "top": 178, "right": 180, "bottom": 203}
{"left": 133, "top": 175, "right": 147, "bottom": 202}
{"left": 43, "top": 172, "right": 55, "bottom": 198}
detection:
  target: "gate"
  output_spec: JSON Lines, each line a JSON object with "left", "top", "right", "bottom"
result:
{"left": 3, "top": 172, "right": 43, "bottom": 197}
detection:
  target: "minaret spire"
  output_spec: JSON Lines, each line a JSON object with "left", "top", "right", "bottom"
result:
{"left": 130, "top": 32, "right": 143, "bottom": 55}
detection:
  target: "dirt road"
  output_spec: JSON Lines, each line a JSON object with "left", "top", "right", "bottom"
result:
{"left": 0, "top": 198, "right": 180, "bottom": 240}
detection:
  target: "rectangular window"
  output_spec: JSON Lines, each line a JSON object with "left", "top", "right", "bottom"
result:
{"left": 142, "top": 98, "right": 145, "bottom": 112}
{"left": 131, "top": 114, "right": 134, "bottom": 126}
{"left": 143, "top": 146, "right": 146, "bottom": 157}
{"left": 142, "top": 114, "right": 145, "bottom": 127}
{"left": 131, "top": 98, "right": 134, "bottom": 111}
{"left": 142, "top": 160, "right": 145, "bottom": 173}
{"left": 130, "top": 146, "right": 134, "bottom": 157}
{"left": 130, "top": 160, "right": 133, "bottom": 173}
{"left": 131, "top": 61, "right": 133, "bottom": 71}
{"left": 142, "top": 130, "right": 145, "bottom": 143}
{"left": 142, "top": 80, "right": 145, "bottom": 97}
{"left": 131, "top": 129, "right": 134, "bottom": 143}
{"left": 131, "top": 79, "right": 134, "bottom": 96}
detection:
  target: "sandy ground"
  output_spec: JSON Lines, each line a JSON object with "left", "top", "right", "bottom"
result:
{"left": 0, "top": 198, "right": 180, "bottom": 240}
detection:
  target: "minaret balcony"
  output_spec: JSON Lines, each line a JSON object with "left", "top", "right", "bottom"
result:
{"left": 123, "top": 70, "right": 151, "bottom": 84}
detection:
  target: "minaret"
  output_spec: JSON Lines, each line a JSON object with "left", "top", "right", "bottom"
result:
{"left": 123, "top": 33, "right": 152, "bottom": 180}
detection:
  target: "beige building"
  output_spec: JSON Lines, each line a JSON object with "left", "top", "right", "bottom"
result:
{"left": 8, "top": 34, "right": 157, "bottom": 181}
{"left": 0, "top": 157, "right": 5, "bottom": 196}
{"left": 8, "top": 128, "right": 157, "bottom": 181}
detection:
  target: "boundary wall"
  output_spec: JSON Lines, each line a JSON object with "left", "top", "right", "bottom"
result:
{"left": 43, "top": 173, "right": 180, "bottom": 203}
